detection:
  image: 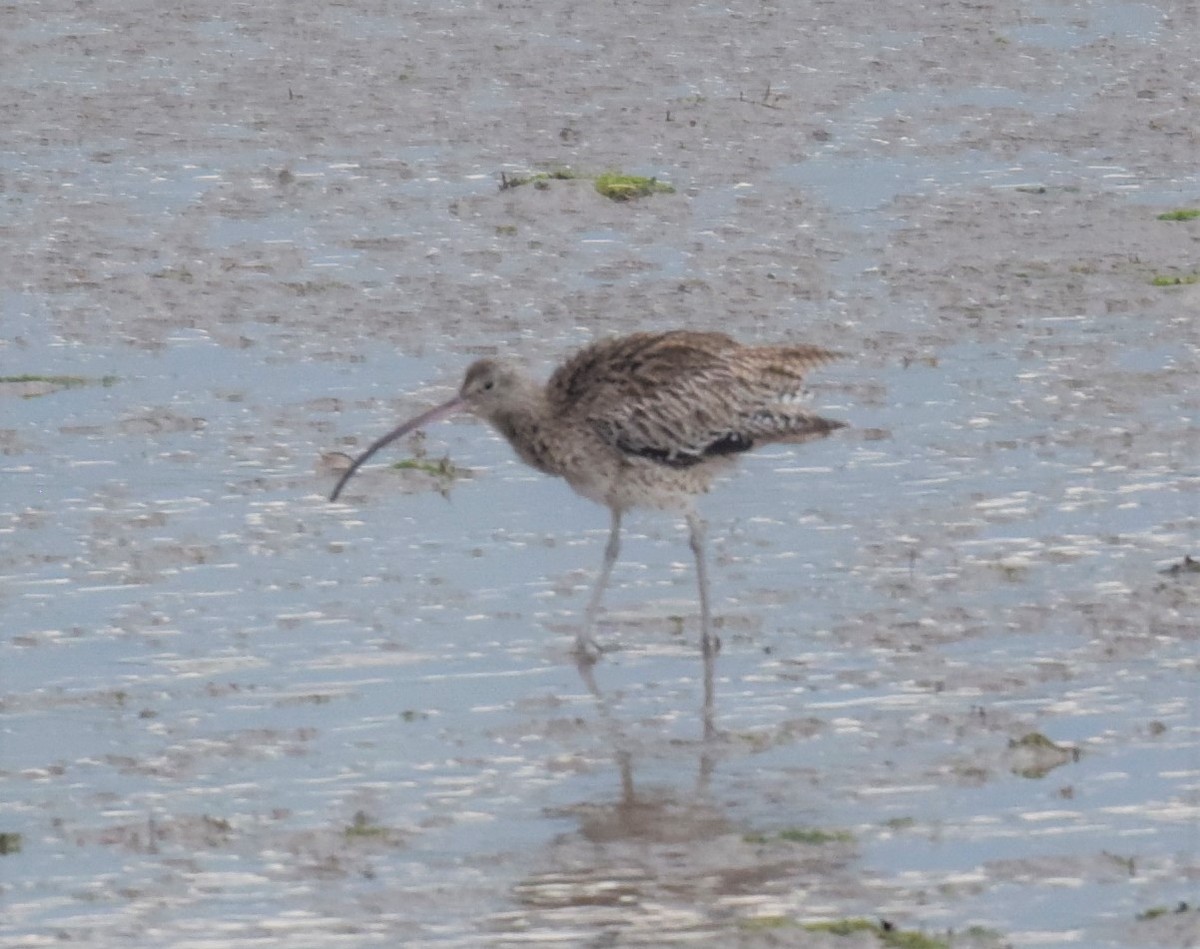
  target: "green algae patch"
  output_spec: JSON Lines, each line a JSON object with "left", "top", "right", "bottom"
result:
{"left": 778, "top": 827, "right": 854, "bottom": 844}
{"left": 879, "top": 931, "right": 951, "bottom": 949}
{"left": 594, "top": 171, "right": 675, "bottom": 201}
{"left": 0, "top": 832, "right": 22, "bottom": 855}
{"left": 804, "top": 918, "right": 879, "bottom": 937}
{"left": 1149, "top": 272, "right": 1200, "bottom": 286}
{"left": 1155, "top": 208, "right": 1200, "bottom": 221}
{"left": 0, "top": 374, "right": 119, "bottom": 397}
{"left": 738, "top": 915, "right": 795, "bottom": 931}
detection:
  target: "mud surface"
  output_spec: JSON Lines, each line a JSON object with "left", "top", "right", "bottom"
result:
{"left": 2, "top": 1, "right": 1199, "bottom": 947}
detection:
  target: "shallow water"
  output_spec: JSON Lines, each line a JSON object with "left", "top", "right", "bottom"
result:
{"left": 3, "top": 1, "right": 1199, "bottom": 947}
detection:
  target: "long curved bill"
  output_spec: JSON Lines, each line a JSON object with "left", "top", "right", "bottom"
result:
{"left": 329, "top": 395, "right": 466, "bottom": 502}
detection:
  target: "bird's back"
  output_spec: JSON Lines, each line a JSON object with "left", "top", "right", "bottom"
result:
{"left": 548, "top": 331, "right": 843, "bottom": 469}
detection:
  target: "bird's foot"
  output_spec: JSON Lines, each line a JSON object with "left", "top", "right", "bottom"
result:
{"left": 700, "top": 631, "right": 722, "bottom": 658}
{"left": 572, "top": 633, "right": 609, "bottom": 666}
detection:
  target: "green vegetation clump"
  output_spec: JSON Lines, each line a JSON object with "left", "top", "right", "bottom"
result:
{"left": 1155, "top": 208, "right": 1200, "bottom": 221}
{"left": 594, "top": 172, "right": 675, "bottom": 201}
{"left": 343, "top": 810, "right": 393, "bottom": 840}
{"left": 498, "top": 167, "right": 675, "bottom": 201}
{"left": 0, "top": 832, "right": 22, "bottom": 855}
{"left": 392, "top": 456, "right": 461, "bottom": 478}
{"left": 389, "top": 431, "right": 466, "bottom": 496}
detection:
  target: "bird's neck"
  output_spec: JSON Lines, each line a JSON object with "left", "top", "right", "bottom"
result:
{"left": 486, "top": 392, "right": 563, "bottom": 478}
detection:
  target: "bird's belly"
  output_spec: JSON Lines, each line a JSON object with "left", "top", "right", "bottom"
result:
{"left": 565, "top": 456, "right": 728, "bottom": 512}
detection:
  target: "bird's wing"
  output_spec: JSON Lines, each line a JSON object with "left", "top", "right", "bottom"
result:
{"left": 549, "top": 331, "right": 840, "bottom": 467}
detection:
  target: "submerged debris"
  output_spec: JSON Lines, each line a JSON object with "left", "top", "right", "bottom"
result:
{"left": 499, "top": 167, "right": 581, "bottom": 190}
{"left": 1136, "top": 901, "right": 1192, "bottom": 921}
{"left": 1007, "top": 732, "right": 1078, "bottom": 779}
{"left": 799, "top": 917, "right": 955, "bottom": 948}
{"left": 343, "top": 810, "right": 400, "bottom": 843}
{"left": 1159, "top": 555, "right": 1199, "bottom": 576}
{"left": 743, "top": 826, "right": 854, "bottom": 846}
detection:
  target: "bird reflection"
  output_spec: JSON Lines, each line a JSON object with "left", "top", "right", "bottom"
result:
{"left": 572, "top": 640, "right": 719, "bottom": 823}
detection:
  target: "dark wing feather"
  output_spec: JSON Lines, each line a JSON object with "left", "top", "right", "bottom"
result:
{"left": 613, "top": 431, "right": 754, "bottom": 468}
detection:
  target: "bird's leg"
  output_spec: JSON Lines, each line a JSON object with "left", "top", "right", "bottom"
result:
{"left": 577, "top": 507, "right": 623, "bottom": 662}
{"left": 686, "top": 510, "right": 719, "bottom": 659}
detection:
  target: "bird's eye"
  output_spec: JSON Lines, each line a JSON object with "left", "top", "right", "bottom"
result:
{"left": 482, "top": 379, "right": 494, "bottom": 391}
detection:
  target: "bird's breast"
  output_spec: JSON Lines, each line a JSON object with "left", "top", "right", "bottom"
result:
{"left": 490, "top": 412, "right": 568, "bottom": 478}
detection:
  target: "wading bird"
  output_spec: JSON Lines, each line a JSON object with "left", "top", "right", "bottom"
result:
{"left": 330, "top": 330, "right": 845, "bottom": 661}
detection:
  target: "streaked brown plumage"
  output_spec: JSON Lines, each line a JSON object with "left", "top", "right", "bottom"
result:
{"left": 330, "top": 330, "right": 845, "bottom": 661}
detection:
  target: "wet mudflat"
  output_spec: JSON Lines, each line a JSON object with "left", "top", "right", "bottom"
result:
{"left": 2, "top": 1, "right": 1198, "bottom": 946}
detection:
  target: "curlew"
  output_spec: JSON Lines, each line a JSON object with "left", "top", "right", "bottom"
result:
{"left": 329, "top": 330, "right": 845, "bottom": 661}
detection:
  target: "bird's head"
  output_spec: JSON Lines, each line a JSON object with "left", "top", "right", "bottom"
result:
{"left": 458, "top": 358, "right": 535, "bottom": 419}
